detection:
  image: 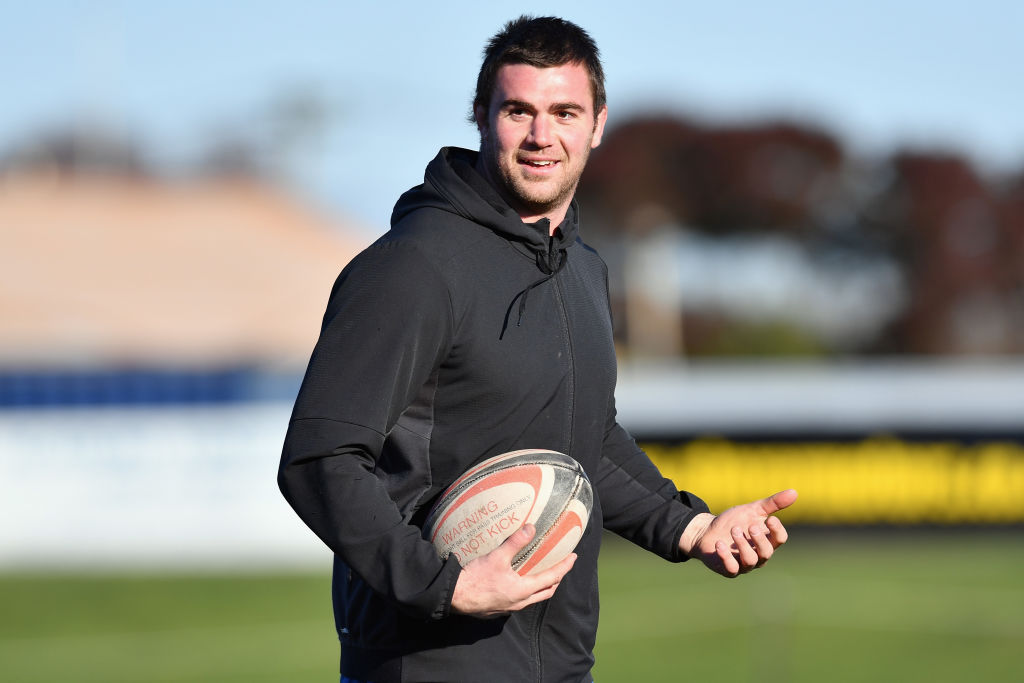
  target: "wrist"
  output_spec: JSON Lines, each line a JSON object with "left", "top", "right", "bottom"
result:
{"left": 450, "top": 568, "right": 470, "bottom": 615}
{"left": 679, "top": 512, "right": 715, "bottom": 557}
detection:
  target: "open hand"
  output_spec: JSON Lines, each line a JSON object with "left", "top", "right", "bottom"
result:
{"left": 682, "top": 489, "right": 797, "bottom": 578}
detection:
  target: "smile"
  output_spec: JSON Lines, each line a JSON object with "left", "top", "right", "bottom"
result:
{"left": 521, "top": 159, "right": 559, "bottom": 168}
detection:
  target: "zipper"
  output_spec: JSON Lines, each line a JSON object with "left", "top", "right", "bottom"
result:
{"left": 545, "top": 234, "right": 558, "bottom": 272}
{"left": 549, "top": 238, "right": 575, "bottom": 455}
{"left": 534, "top": 237, "right": 574, "bottom": 682}
{"left": 533, "top": 600, "right": 550, "bottom": 681}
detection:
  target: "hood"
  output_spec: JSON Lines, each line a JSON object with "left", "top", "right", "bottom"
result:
{"left": 392, "top": 147, "right": 580, "bottom": 337}
{"left": 390, "top": 147, "right": 580, "bottom": 256}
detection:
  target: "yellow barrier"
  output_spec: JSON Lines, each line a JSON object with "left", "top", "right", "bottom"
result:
{"left": 643, "top": 437, "right": 1024, "bottom": 524}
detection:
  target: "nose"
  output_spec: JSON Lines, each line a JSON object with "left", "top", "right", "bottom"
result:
{"left": 528, "top": 114, "right": 553, "bottom": 148}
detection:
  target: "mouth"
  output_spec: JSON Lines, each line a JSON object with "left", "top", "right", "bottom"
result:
{"left": 519, "top": 158, "right": 560, "bottom": 172}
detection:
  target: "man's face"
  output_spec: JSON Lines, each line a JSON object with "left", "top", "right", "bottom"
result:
{"left": 475, "top": 62, "right": 607, "bottom": 226}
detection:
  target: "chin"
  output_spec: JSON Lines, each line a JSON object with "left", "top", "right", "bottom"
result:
{"left": 516, "top": 183, "right": 567, "bottom": 209}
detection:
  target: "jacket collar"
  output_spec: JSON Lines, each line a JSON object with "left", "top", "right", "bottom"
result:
{"left": 406, "top": 147, "right": 581, "bottom": 256}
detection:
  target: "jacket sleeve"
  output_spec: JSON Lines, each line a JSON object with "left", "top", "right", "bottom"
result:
{"left": 278, "top": 240, "right": 462, "bottom": 620}
{"left": 594, "top": 400, "right": 709, "bottom": 562}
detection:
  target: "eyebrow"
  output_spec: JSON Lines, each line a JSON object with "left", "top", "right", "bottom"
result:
{"left": 501, "top": 99, "right": 587, "bottom": 114}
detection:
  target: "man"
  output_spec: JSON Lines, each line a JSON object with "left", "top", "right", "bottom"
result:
{"left": 279, "top": 15, "right": 796, "bottom": 683}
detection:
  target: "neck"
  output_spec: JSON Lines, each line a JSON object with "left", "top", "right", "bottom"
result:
{"left": 474, "top": 155, "right": 570, "bottom": 234}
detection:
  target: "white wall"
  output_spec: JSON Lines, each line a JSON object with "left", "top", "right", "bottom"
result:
{"left": 0, "top": 403, "right": 330, "bottom": 570}
{"left": 3, "top": 361, "right": 1022, "bottom": 569}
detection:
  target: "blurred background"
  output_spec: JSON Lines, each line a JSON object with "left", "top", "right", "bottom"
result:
{"left": 2, "top": 1, "right": 1022, "bottom": 681}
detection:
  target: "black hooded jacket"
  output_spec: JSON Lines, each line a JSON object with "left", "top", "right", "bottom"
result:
{"left": 278, "top": 147, "right": 708, "bottom": 682}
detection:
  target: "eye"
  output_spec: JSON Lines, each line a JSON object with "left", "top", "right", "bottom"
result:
{"left": 556, "top": 109, "right": 579, "bottom": 121}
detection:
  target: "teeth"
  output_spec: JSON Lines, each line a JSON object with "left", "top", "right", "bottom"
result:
{"left": 528, "top": 161, "right": 553, "bottom": 166}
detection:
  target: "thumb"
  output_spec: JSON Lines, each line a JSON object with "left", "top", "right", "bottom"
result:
{"left": 494, "top": 524, "right": 536, "bottom": 562}
{"left": 760, "top": 489, "right": 798, "bottom": 515}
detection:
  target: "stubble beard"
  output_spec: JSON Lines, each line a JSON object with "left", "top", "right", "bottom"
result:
{"left": 500, "top": 164, "right": 578, "bottom": 218}
{"left": 481, "top": 141, "right": 592, "bottom": 221}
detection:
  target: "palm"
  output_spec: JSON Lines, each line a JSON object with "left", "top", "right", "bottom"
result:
{"left": 694, "top": 489, "right": 797, "bottom": 577}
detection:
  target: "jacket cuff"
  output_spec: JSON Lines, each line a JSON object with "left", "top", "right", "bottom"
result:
{"left": 431, "top": 554, "right": 464, "bottom": 620}
{"left": 668, "top": 493, "right": 712, "bottom": 562}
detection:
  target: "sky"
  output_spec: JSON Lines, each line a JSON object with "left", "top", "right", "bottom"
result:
{"left": 3, "top": 0, "right": 1023, "bottom": 235}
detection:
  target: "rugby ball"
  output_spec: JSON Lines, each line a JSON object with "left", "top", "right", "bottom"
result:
{"left": 423, "top": 449, "right": 593, "bottom": 575}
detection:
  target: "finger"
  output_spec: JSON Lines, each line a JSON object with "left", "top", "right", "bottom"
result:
{"left": 493, "top": 524, "right": 537, "bottom": 563}
{"left": 509, "top": 583, "right": 560, "bottom": 611}
{"left": 511, "top": 554, "right": 576, "bottom": 608}
{"left": 732, "top": 525, "right": 759, "bottom": 570}
{"left": 716, "top": 540, "right": 739, "bottom": 577}
{"left": 520, "top": 552, "right": 577, "bottom": 591}
{"left": 749, "top": 525, "right": 774, "bottom": 564}
{"left": 759, "top": 489, "right": 798, "bottom": 515}
{"left": 766, "top": 516, "right": 789, "bottom": 546}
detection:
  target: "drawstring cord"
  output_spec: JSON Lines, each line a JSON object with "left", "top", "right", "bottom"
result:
{"left": 499, "top": 244, "right": 567, "bottom": 339}
{"left": 519, "top": 247, "right": 567, "bottom": 325}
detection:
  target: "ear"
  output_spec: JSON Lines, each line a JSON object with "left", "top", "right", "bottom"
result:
{"left": 591, "top": 105, "right": 608, "bottom": 149}
{"left": 474, "top": 102, "right": 490, "bottom": 139}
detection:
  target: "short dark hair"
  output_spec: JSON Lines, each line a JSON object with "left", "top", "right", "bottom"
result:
{"left": 470, "top": 16, "right": 606, "bottom": 124}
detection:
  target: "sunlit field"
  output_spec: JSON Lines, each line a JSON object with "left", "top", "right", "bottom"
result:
{"left": 1, "top": 529, "right": 1019, "bottom": 683}
{"left": 593, "top": 529, "right": 1021, "bottom": 683}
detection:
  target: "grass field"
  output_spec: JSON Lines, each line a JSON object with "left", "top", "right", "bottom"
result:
{"left": 1, "top": 529, "right": 1020, "bottom": 682}
{"left": 594, "top": 529, "right": 1022, "bottom": 683}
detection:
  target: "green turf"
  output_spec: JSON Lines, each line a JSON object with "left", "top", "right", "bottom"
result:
{"left": 1, "top": 530, "right": 1020, "bottom": 682}
{"left": 0, "top": 573, "right": 337, "bottom": 682}
{"left": 594, "top": 530, "right": 1023, "bottom": 683}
